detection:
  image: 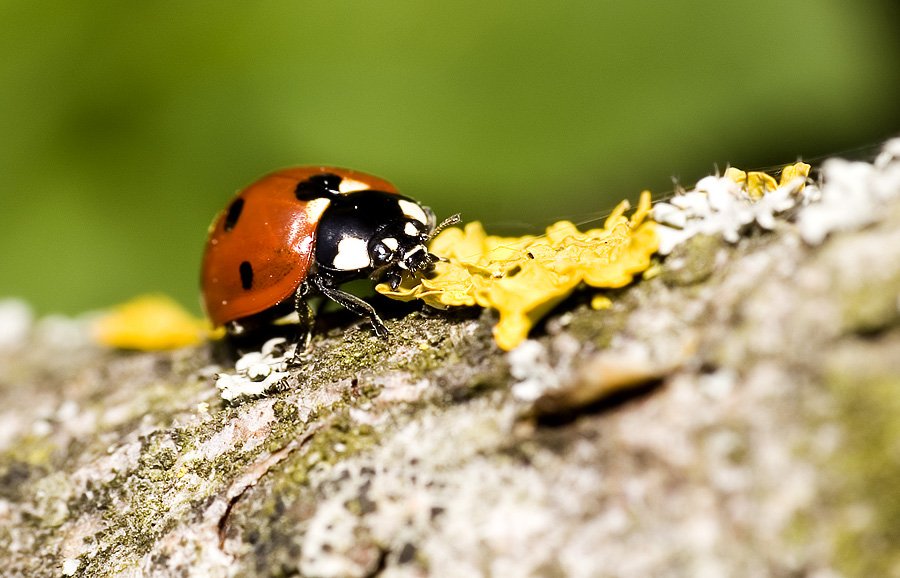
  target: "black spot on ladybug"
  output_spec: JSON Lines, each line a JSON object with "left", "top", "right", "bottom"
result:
{"left": 239, "top": 261, "right": 254, "bottom": 290}
{"left": 295, "top": 173, "right": 343, "bottom": 201}
{"left": 224, "top": 198, "right": 245, "bottom": 232}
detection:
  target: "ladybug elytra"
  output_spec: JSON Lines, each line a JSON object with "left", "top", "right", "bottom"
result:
{"left": 201, "top": 167, "right": 455, "bottom": 341}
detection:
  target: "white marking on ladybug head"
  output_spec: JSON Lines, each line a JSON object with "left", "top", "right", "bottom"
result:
{"left": 398, "top": 200, "right": 428, "bottom": 225}
{"left": 332, "top": 237, "right": 371, "bottom": 270}
{"left": 404, "top": 222, "right": 419, "bottom": 237}
{"left": 382, "top": 237, "right": 399, "bottom": 251}
{"left": 397, "top": 244, "right": 427, "bottom": 270}
{"left": 403, "top": 245, "right": 425, "bottom": 260}
{"left": 338, "top": 178, "right": 370, "bottom": 194}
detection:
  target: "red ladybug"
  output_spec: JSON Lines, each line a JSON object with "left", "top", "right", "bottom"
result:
{"left": 201, "top": 167, "right": 454, "bottom": 340}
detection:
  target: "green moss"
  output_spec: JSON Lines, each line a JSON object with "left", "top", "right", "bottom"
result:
{"left": 0, "top": 459, "right": 44, "bottom": 501}
{"left": 64, "top": 402, "right": 307, "bottom": 575}
{"left": 826, "top": 369, "right": 900, "bottom": 576}
{"left": 562, "top": 296, "right": 631, "bottom": 350}
{"left": 261, "top": 406, "right": 382, "bottom": 520}
{"left": 31, "top": 471, "right": 72, "bottom": 528}
{"left": 307, "top": 412, "right": 379, "bottom": 466}
{"left": 783, "top": 507, "right": 814, "bottom": 553}
{"left": 272, "top": 399, "right": 297, "bottom": 421}
{"left": 2, "top": 433, "right": 58, "bottom": 468}
{"left": 660, "top": 234, "right": 722, "bottom": 286}
{"left": 838, "top": 271, "right": 900, "bottom": 334}
{"left": 138, "top": 444, "right": 177, "bottom": 472}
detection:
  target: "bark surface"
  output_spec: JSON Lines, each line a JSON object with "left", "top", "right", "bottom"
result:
{"left": 2, "top": 160, "right": 899, "bottom": 577}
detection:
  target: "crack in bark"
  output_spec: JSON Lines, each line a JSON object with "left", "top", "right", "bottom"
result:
{"left": 216, "top": 421, "right": 326, "bottom": 550}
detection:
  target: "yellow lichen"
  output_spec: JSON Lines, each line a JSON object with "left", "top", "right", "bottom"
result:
{"left": 591, "top": 295, "right": 613, "bottom": 310}
{"left": 378, "top": 191, "right": 658, "bottom": 350}
{"left": 779, "top": 161, "right": 811, "bottom": 187}
{"left": 92, "top": 294, "right": 216, "bottom": 350}
{"left": 726, "top": 162, "right": 811, "bottom": 199}
{"left": 723, "top": 166, "right": 747, "bottom": 186}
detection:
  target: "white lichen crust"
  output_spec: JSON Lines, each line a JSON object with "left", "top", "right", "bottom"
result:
{"left": 215, "top": 338, "right": 294, "bottom": 402}
{"left": 798, "top": 139, "right": 900, "bottom": 244}
{"left": 653, "top": 138, "right": 900, "bottom": 254}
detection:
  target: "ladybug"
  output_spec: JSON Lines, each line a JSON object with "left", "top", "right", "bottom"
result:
{"left": 201, "top": 167, "right": 456, "bottom": 342}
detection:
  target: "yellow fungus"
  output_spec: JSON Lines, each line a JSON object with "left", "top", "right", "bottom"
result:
{"left": 378, "top": 191, "right": 658, "bottom": 350}
{"left": 92, "top": 294, "right": 215, "bottom": 350}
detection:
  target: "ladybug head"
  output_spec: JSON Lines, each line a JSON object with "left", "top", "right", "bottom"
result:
{"left": 370, "top": 215, "right": 433, "bottom": 287}
{"left": 371, "top": 212, "right": 461, "bottom": 290}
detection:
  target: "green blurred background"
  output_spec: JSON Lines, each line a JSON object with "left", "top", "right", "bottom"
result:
{"left": 1, "top": 1, "right": 898, "bottom": 316}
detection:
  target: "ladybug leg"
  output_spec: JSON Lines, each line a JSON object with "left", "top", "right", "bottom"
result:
{"left": 311, "top": 276, "right": 389, "bottom": 338}
{"left": 384, "top": 269, "right": 404, "bottom": 291}
{"left": 292, "top": 284, "right": 315, "bottom": 354}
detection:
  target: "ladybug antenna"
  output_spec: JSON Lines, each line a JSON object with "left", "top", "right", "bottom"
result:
{"left": 428, "top": 213, "right": 461, "bottom": 241}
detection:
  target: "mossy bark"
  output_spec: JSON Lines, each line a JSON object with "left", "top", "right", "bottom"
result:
{"left": 2, "top": 198, "right": 899, "bottom": 577}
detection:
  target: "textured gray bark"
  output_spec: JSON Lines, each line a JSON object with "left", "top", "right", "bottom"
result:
{"left": 1, "top": 150, "right": 899, "bottom": 577}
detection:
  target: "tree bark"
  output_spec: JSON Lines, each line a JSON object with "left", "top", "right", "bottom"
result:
{"left": 2, "top": 150, "right": 899, "bottom": 577}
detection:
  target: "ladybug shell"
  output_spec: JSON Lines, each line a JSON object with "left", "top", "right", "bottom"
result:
{"left": 201, "top": 167, "right": 399, "bottom": 327}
